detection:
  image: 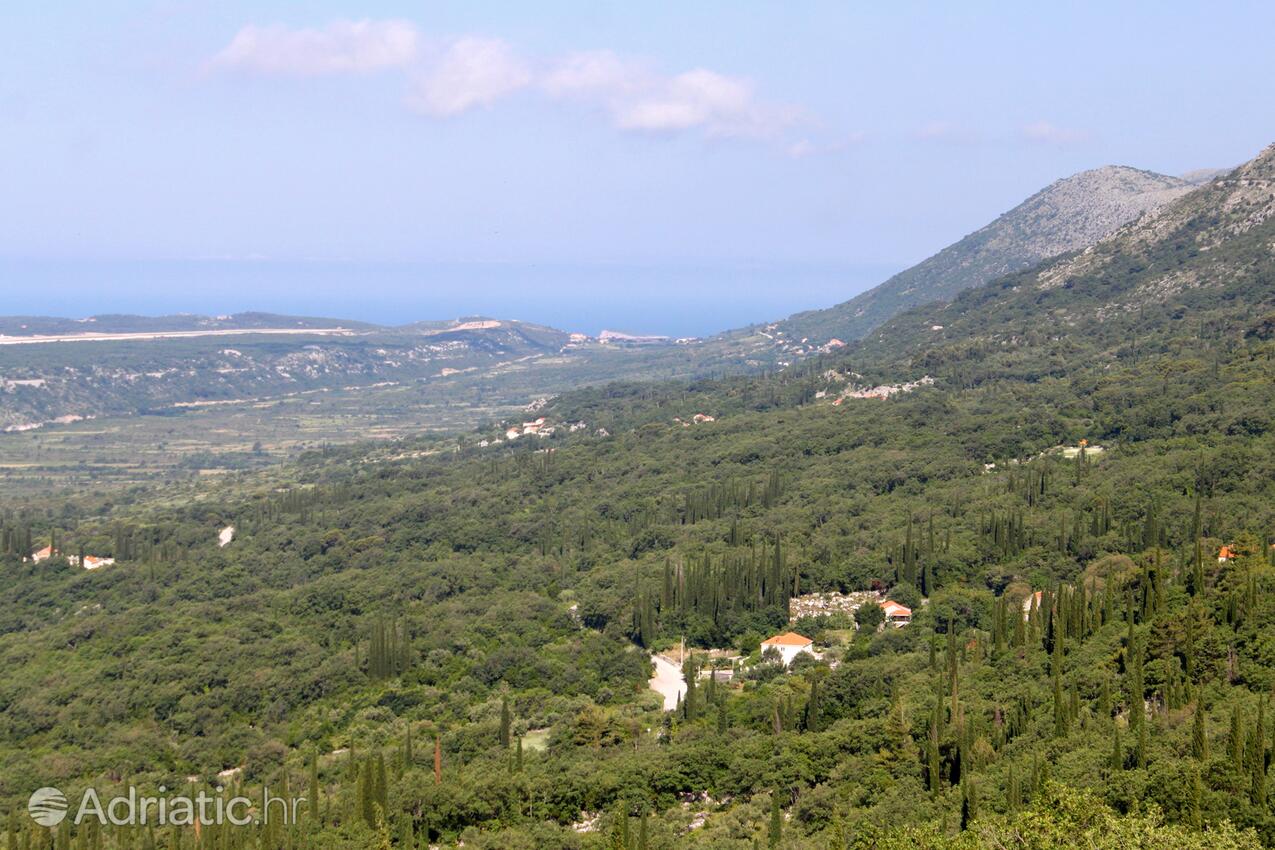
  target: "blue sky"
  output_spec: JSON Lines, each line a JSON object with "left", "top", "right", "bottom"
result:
{"left": 2, "top": 1, "right": 1273, "bottom": 333}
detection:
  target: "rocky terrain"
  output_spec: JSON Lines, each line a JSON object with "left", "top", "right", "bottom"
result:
{"left": 753, "top": 163, "right": 1216, "bottom": 350}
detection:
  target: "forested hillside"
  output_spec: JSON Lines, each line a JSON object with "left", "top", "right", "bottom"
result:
{"left": 0, "top": 145, "right": 1273, "bottom": 849}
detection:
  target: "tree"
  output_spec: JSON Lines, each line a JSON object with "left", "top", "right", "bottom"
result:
{"left": 1190, "top": 765, "right": 1203, "bottom": 830}
{"left": 961, "top": 775, "right": 978, "bottom": 830}
{"left": 802, "top": 678, "right": 821, "bottom": 732}
{"left": 308, "top": 751, "right": 321, "bottom": 828}
{"left": 1229, "top": 705, "right": 1245, "bottom": 775}
{"left": 768, "top": 792, "right": 783, "bottom": 848}
{"left": 1192, "top": 702, "right": 1208, "bottom": 761}
{"left": 856, "top": 602, "right": 886, "bottom": 631}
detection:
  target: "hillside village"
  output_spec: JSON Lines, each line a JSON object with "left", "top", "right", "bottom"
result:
{"left": 29, "top": 545, "right": 114, "bottom": 569}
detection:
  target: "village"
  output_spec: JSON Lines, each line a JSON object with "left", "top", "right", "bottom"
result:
{"left": 646, "top": 538, "right": 1258, "bottom": 712}
{"left": 29, "top": 545, "right": 114, "bottom": 570}
{"left": 646, "top": 590, "right": 915, "bottom": 711}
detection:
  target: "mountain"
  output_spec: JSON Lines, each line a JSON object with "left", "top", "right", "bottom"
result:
{"left": 0, "top": 144, "right": 1272, "bottom": 848}
{"left": 757, "top": 164, "right": 1204, "bottom": 350}
{"left": 0, "top": 159, "right": 1216, "bottom": 442}
{"left": 854, "top": 144, "right": 1274, "bottom": 365}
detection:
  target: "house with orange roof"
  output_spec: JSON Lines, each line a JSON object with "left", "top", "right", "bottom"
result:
{"left": 1218, "top": 545, "right": 1237, "bottom": 563}
{"left": 71, "top": 554, "right": 116, "bottom": 570}
{"left": 760, "top": 631, "right": 815, "bottom": 666}
{"left": 881, "top": 600, "right": 912, "bottom": 627}
{"left": 31, "top": 545, "right": 57, "bottom": 563}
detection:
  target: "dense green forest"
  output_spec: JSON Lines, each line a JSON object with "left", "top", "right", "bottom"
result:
{"left": 0, "top": 146, "right": 1273, "bottom": 848}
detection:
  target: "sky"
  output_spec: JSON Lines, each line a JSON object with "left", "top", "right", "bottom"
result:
{"left": 2, "top": 1, "right": 1274, "bottom": 334}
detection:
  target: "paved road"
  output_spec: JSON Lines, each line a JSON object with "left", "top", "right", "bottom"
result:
{"left": 648, "top": 654, "right": 686, "bottom": 711}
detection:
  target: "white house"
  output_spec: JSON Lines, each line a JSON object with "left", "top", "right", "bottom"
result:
{"left": 65, "top": 554, "right": 116, "bottom": 569}
{"left": 760, "top": 632, "right": 815, "bottom": 666}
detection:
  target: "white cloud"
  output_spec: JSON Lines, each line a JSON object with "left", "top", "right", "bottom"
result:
{"left": 1022, "top": 120, "right": 1090, "bottom": 145}
{"left": 541, "top": 50, "right": 647, "bottom": 100}
{"left": 407, "top": 38, "right": 532, "bottom": 117}
{"left": 786, "top": 132, "right": 866, "bottom": 158}
{"left": 542, "top": 50, "right": 796, "bottom": 138}
{"left": 209, "top": 25, "right": 806, "bottom": 142}
{"left": 915, "top": 121, "right": 980, "bottom": 144}
{"left": 210, "top": 19, "right": 419, "bottom": 76}
{"left": 616, "top": 69, "right": 757, "bottom": 133}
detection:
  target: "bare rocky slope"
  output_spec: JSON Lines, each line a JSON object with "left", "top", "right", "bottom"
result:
{"left": 758, "top": 164, "right": 1211, "bottom": 350}
{"left": 853, "top": 143, "right": 1275, "bottom": 365}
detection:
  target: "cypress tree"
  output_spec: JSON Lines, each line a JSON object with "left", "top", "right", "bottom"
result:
{"left": 308, "top": 751, "right": 320, "bottom": 828}
{"left": 359, "top": 760, "right": 375, "bottom": 828}
{"left": 927, "top": 727, "right": 941, "bottom": 795}
{"left": 500, "top": 697, "right": 512, "bottom": 749}
{"left": 684, "top": 658, "right": 699, "bottom": 721}
{"left": 1190, "top": 764, "right": 1203, "bottom": 830}
{"left": 803, "top": 679, "right": 820, "bottom": 733}
{"left": 1110, "top": 726, "right": 1123, "bottom": 772}
{"left": 434, "top": 735, "right": 442, "bottom": 785}
{"left": 960, "top": 776, "right": 977, "bottom": 830}
{"left": 1127, "top": 635, "right": 1146, "bottom": 739}
{"left": 1052, "top": 673, "right": 1068, "bottom": 737}
{"left": 375, "top": 753, "right": 388, "bottom": 822}
{"left": 1192, "top": 702, "right": 1208, "bottom": 760}
{"left": 1251, "top": 700, "right": 1267, "bottom": 804}
{"left": 1230, "top": 705, "right": 1245, "bottom": 775}
{"left": 768, "top": 792, "right": 783, "bottom": 848}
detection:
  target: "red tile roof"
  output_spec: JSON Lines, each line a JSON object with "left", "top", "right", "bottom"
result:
{"left": 762, "top": 631, "right": 813, "bottom": 647}
{"left": 882, "top": 600, "right": 912, "bottom": 617}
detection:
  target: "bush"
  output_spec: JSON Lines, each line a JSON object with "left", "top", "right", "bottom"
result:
{"left": 855, "top": 602, "right": 885, "bottom": 631}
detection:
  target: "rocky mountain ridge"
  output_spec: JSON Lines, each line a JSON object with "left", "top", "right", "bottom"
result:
{"left": 753, "top": 163, "right": 1210, "bottom": 350}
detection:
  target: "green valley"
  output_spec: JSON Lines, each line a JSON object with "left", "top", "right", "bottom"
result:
{"left": 0, "top": 143, "right": 1273, "bottom": 849}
